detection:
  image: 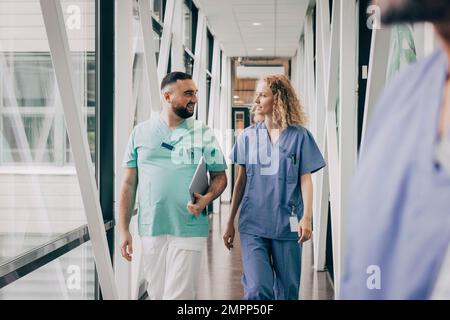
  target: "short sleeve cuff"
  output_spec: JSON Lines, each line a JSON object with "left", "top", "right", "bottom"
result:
{"left": 300, "top": 160, "right": 326, "bottom": 176}
{"left": 122, "top": 160, "right": 137, "bottom": 168}
{"left": 207, "top": 163, "right": 228, "bottom": 172}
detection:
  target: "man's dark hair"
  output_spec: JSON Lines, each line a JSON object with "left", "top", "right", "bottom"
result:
{"left": 161, "top": 72, "right": 192, "bottom": 91}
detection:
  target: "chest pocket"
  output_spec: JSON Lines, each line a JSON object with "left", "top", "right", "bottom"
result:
{"left": 175, "top": 145, "right": 203, "bottom": 166}
{"left": 286, "top": 152, "right": 299, "bottom": 184}
{"left": 137, "top": 145, "right": 166, "bottom": 164}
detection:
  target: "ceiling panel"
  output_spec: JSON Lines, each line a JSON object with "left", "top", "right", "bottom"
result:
{"left": 232, "top": 4, "right": 275, "bottom": 12}
{"left": 195, "top": 0, "right": 309, "bottom": 58}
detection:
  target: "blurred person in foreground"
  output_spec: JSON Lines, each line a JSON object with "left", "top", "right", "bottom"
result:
{"left": 341, "top": 0, "right": 450, "bottom": 299}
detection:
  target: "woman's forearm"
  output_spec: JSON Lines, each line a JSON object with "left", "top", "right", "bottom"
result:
{"left": 228, "top": 169, "right": 246, "bottom": 225}
{"left": 300, "top": 174, "right": 313, "bottom": 220}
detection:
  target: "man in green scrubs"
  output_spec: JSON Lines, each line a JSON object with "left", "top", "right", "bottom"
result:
{"left": 119, "top": 72, "right": 227, "bottom": 299}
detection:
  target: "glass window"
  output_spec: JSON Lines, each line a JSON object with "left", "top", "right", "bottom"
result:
{"left": 2, "top": 54, "right": 56, "bottom": 108}
{"left": 206, "top": 74, "right": 212, "bottom": 123}
{"left": 219, "top": 50, "right": 223, "bottom": 84}
{"left": 0, "top": 0, "right": 95, "bottom": 264}
{"left": 207, "top": 30, "right": 214, "bottom": 73}
{"left": 65, "top": 113, "right": 95, "bottom": 164}
{"left": 132, "top": 1, "right": 163, "bottom": 124}
{"left": 1, "top": 114, "right": 55, "bottom": 164}
{"left": 0, "top": 241, "right": 95, "bottom": 300}
{"left": 0, "top": 54, "right": 96, "bottom": 165}
{"left": 182, "top": 1, "right": 193, "bottom": 52}
{"left": 152, "top": 0, "right": 166, "bottom": 23}
{"left": 184, "top": 52, "right": 194, "bottom": 75}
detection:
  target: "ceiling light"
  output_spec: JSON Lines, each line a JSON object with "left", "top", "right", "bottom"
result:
{"left": 252, "top": 22, "right": 261, "bottom": 26}
{"left": 256, "top": 48, "right": 264, "bottom": 51}
{"left": 233, "top": 95, "right": 240, "bottom": 99}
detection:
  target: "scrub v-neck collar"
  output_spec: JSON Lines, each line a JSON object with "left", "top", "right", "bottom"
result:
{"left": 260, "top": 121, "right": 288, "bottom": 147}
{"left": 158, "top": 115, "right": 188, "bottom": 132}
{"left": 156, "top": 115, "right": 193, "bottom": 146}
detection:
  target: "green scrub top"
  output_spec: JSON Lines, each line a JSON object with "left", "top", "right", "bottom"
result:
{"left": 122, "top": 116, "right": 227, "bottom": 237}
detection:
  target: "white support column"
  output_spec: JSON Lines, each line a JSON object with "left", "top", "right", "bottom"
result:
{"left": 170, "top": 0, "right": 185, "bottom": 72}
{"left": 192, "top": 11, "right": 205, "bottom": 86}
{"left": 304, "top": 15, "right": 316, "bottom": 134}
{"left": 40, "top": 0, "right": 118, "bottom": 300}
{"left": 192, "top": 12, "right": 207, "bottom": 123}
{"left": 337, "top": 0, "right": 358, "bottom": 297}
{"left": 157, "top": 0, "right": 175, "bottom": 82}
{"left": 325, "top": 0, "right": 341, "bottom": 295}
{"left": 291, "top": 51, "right": 297, "bottom": 89}
{"left": 361, "top": 26, "right": 391, "bottom": 148}
{"left": 315, "top": 5, "right": 326, "bottom": 135}
{"left": 313, "top": 0, "right": 331, "bottom": 271}
{"left": 198, "top": 64, "right": 207, "bottom": 123}
{"left": 302, "top": 35, "right": 309, "bottom": 116}
{"left": 115, "top": 0, "right": 134, "bottom": 300}
{"left": 208, "top": 40, "right": 220, "bottom": 127}
{"left": 219, "top": 55, "right": 232, "bottom": 203}
{"left": 315, "top": 132, "right": 330, "bottom": 271}
{"left": 138, "top": 0, "right": 162, "bottom": 118}
{"left": 297, "top": 39, "right": 305, "bottom": 100}
{"left": 208, "top": 40, "right": 221, "bottom": 214}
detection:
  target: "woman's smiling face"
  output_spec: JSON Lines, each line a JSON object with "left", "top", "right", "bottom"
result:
{"left": 253, "top": 81, "right": 274, "bottom": 117}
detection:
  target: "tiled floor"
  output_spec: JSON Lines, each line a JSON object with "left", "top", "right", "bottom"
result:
{"left": 197, "top": 204, "right": 335, "bottom": 300}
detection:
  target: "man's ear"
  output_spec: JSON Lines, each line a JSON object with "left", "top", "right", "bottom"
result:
{"left": 163, "top": 90, "right": 171, "bottom": 103}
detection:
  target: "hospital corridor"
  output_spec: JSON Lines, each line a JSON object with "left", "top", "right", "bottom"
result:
{"left": 1, "top": 0, "right": 450, "bottom": 302}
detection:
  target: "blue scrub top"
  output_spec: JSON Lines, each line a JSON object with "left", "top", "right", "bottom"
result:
{"left": 341, "top": 49, "right": 450, "bottom": 299}
{"left": 230, "top": 122, "right": 326, "bottom": 240}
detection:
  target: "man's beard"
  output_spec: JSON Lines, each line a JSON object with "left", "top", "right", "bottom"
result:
{"left": 173, "top": 103, "right": 195, "bottom": 119}
{"left": 379, "top": 0, "right": 450, "bottom": 24}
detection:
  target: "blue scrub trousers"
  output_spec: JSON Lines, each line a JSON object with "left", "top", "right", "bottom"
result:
{"left": 240, "top": 233, "right": 302, "bottom": 300}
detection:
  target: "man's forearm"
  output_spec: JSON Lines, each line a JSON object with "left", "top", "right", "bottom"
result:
{"left": 119, "top": 186, "right": 137, "bottom": 233}
{"left": 204, "top": 172, "right": 227, "bottom": 203}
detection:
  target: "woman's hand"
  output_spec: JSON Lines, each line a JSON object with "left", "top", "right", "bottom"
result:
{"left": 298, "top": 217, "right": 312, "bottom": 243}
{"left": 223, "top": 222, "right": 236, "bottom": 250}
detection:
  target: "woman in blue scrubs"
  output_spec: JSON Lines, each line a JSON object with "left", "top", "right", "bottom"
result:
{"left": 223, "top": 74, "right": 326, "bottom": 300}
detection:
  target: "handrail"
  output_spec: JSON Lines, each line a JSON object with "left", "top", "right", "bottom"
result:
{"left": 0, "top": 220, "right": 114, "bottom": 289}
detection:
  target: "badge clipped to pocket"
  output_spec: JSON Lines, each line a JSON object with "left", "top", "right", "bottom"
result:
{"left": 289, "top": 205, "right": 299, "bottom": 232}
{"left": 290, "top": 215, "right": 299, "bottom": 233}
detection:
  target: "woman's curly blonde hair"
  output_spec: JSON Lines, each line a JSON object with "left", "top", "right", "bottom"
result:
{"left": 262, "top": 74, "right": 308, "bottom": 129}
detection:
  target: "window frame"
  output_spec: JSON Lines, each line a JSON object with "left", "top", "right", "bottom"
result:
{"left": 0, "top": 0, "right": 115, "bottom": 300}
